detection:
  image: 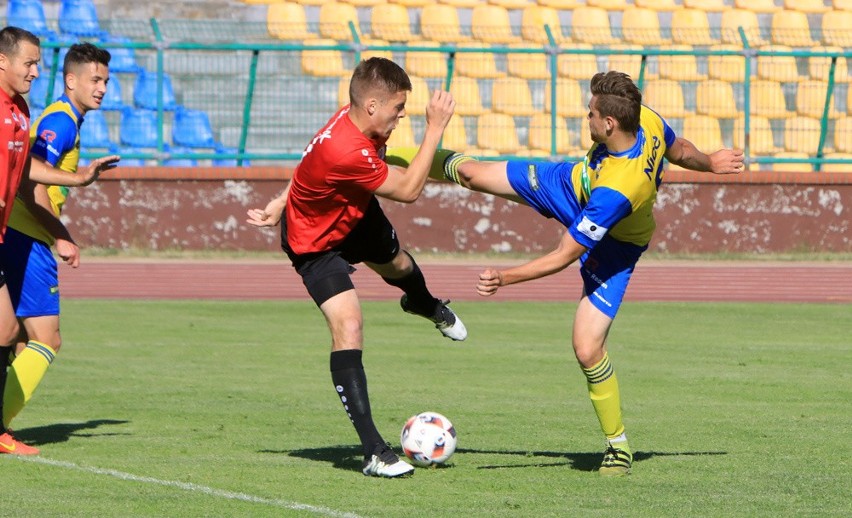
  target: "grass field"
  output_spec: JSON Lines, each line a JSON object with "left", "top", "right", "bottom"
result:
{"left": 3, "top": 300, "right": 850, "bottom": 517}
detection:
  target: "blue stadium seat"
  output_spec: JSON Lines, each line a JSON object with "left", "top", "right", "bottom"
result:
{"left": 79, "top": 109, "right": 112, "bottom": 149}
{"left": 213, "top": 144, "right": 250, "bottom": 167}
{"left": 58, "top": 0, "right": 107, "bottom": 38}
{"left": 163, "top": 145, "right": 198, "bottom": 167}
{"left": 101, "top": 74, "right": 125, "bottom": 110}
{"left": 113, "top": 145, "right": 148, "bottom": 167}
{"left": 7, "top": 0, "right": 56, "bottom": 38}
{"left": 28, "top": 74, "right": 65, "bottom": 109}
{"left": 133, "top": 70, "right": 178, "bottom": 111}
{"left": 172, "top": 107, "right": 216, "bottom": 148}
{"left": 119, "top": 107, "right": 159, "bottom": 148}
{"left": 40, "top": 39, "right": 75, "bottom": 72}
{"left": 99, "top": 35, "right": 141, "bottom": 73}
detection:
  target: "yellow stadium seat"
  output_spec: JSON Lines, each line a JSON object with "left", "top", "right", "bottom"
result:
{"left": 833, "top": 116, "right": 852, "bottom": 152}
{"left": 359, "top": 39, "right": 393, "bottom": 61}
{"left": 671, "top": 9, "right": 719, "bottom": 46}
{"left": 734, "top": 0, "right": 780, "bottom": 13}
{"left": 770, "top": 10, "right": 818, "bottom": 48}
{"left": 771, "top": 152, "right": 812, "bottom": 172}
{"left": 340, "top": 0, "right": 383, "bottom": 6}
{"left": 821, "top": 11, "right": 852, "bottom": 48}
{"left": 843, "top": 85, "right": 852, "bottom": 115}
{"left": 371, "top": 4, "right": 418, "bottom": 42}
{"left": 544, "top": 78, "right": 588, "bottom": 118}
{"left": 492, "top": 77, "right": 538, "bottom": 116}
{"left": 521, "top": 5, "right": 567, "bottom": 44}
{"left": 421, "top": 5, "right": 470, "bottom": 43}
{"left": 488, "top": 0, "right": 535, "bottom": 9}
{"left": 621, "top": 8, "right": 671, "bottom": 46}
{"left": 243, "top": 0, "right": 286, "bottom": 3}
{"left": 635, "top": 0, "right": 679, "bottom": 11}
{"left": 707, "top": 45, "right": 746, "bottom": 82}
{"left": 441, "top": 114, "right": 470, "bottom": 151}
{"left": 834, "top": 0, "right": 852, "bottom": 10}
{"left": 750, "top": 79, "right": 796, "bottom": 119}
{"left": 438, "top": 0, "right": 480, "bottom": 6}
{"left": 808, "top": 46, "right": 850, "bottom": 83}
{"left": 734, "top": 115, "right": 781, "bottom": 154}
{"left": 301, "top": 39, "right": 349, "bottom": 77}
{"left": 658, "top": 44, "right": 708, "bottom": 81}
{"left": 783, "top": 117, "right": 823, "bottom": 153}
{"left": 402, "top": 76, "right": 433, "bottom": 116}
{"left": 455, "top": 43, "right": 506, "bottom": 79}
{"left": 571, "top": 7, "right": 620, "bottom": 45}
{"left": 477, "top": 112, "right": 521, "bottom": 154}
{"left": 389, "top": 0, "right": 431, "bottom": 6}
{"left": 536, "top": 0, "right": 581, "bottom": 8}
{"left": 318, "top": 2, "right": 361, "bottom": 41}
{"left": 337, "top": 76, "right": 350, "bottom": 107}
{"left": 472, "top": 5, "right": 522, "bottom": 44}
{"left": 587, "top": 0, "right": 629, "bottom": 10}
{"left": 683, "top": 0, "right": 728, "bottom": 11}
{"left": 387, "top": 116, "right": 417, "bottom": 148}
{"left": 820, "top": 153, "right": 852, "bottom": 173}
{"left": 796, "top": 80, "right": 840, "bottom": 119}
{"left": 720, "top": 9, "right": 769, "bottom": 47}
{"left": 757, "top": 45, "right": 804, "bottom": 83}
{"left": 507, "top": 44, "right": 552, "bottom": 80}
{"left": 267, "top": 2, "right": 316, "bottom": 41}
{"left": 683, "top": 115, "right": 725, "bottom": 152}
{"left": 528, "top": 113, "right": 574, "bottom": 154}
{"left": 449, "top": 76, "right": 487, "bottom": 115}
{"left": 784, "top": 0, "right": 830, "bottom": 13}
{"left": 558, "top": 44, "right": 600, "bottom": 80}
{"left": 607, "top": 46, "right": 646, "bottom": 81}
{"left": 643, "top": 79, "right": 691, "bottom": 118}
{"left": 405, "top": 41, "right": 448, "bottom": 79}
{"left": 696, "top": 80, "right": 741, "bottom": 119}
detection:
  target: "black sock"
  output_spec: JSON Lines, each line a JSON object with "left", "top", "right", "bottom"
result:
{"left": 382, "top": 252, "right": 437, "bottom": 314}
{"left": 330, "top": 349, "right": 384, "bottom": 458}
{"left": 0, "top": 347, "right": 10, "bottom": 434}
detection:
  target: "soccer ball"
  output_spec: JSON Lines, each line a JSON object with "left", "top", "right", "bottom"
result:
{"left": 400, "top": 411, "right": 457, "bottom": 467}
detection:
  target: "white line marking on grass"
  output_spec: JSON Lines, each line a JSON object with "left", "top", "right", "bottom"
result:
{"left": 14, "top": 456, "right": 362, "bottom": 518}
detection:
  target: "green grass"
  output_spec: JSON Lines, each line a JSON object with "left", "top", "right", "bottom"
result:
{"left": 3, "top": 300, "right": 850, "bottom": 517}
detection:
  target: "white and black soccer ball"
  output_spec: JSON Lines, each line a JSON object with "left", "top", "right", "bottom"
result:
{"left": 400, "top": 411, "right": 457, "bottom": 467}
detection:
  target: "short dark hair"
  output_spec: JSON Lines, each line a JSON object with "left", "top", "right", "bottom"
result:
{"left": 590, "top": 71, "right": 642, "bottom": 135}
{"left": 348, "top": 57, "right": 412, "bottom": 107}
{"left": 64, "top": 42, "right": 111, "bottom": 76}
{"left": 0, "top": 26, "right": 40, "bottom": 58}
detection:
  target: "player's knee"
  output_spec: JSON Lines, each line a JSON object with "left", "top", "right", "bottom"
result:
{"left": 573, "top": 341, "right": 604, "bottom": 369}
{"left": 0, "top": 321, "right": 20, "bottom": 347}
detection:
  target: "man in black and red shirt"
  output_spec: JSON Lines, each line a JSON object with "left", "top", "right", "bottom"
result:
{"left": 248, "top": 58, "right": 462, "bottom": 478}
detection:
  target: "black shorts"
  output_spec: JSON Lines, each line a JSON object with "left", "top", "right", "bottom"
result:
{"left": 281, "top": 197, "right": 400, "bottom": 306}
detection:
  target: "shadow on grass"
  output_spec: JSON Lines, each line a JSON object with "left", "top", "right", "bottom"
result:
{"left": 14, "top": 419, "right": 130, "bottom": 446}
{"left": 268, "top": 445, "right": 727, "bottom": 473}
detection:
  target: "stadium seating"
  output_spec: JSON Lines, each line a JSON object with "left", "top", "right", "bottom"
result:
{"left": 163, "top": 145, "right": 198, "bottom": 167}
{"left": 785, "top": 0, "right": 830, "bottom": 13}
{"left": 58, "top": 0, "right": 107, "bottom": 38}
{"left": 771, "top": 151, "right": 812, "bottom": 172}
{"left": 757, "top": 45, "right": 804, "bottom": 83}
{"left": 471, "top": 5, "right": 521, "bottom": 45}
{"left": 835, "top": 0, "right": 852, "bottom": 10}
{"left": 267, "top": 2, "right": 317, "bottom": 41}
{"left": 27, "top": 74, "right": 65, "bottom": 109}
{"left": 370, "top": 3, "right": 417, "bottom": 42}
{"left": 507, "top": 44, "right": 551, "bottom": 80}
{"left": 587, "top": 0, "right": 629, "bottom": 10}
{"left": 386, "top": 116, "right": 416, "bottom": 147}
{"left": 520, "top": 5, "right": 566, "bottom": 44}
{"left": 527, "top": 113, "right": 573, "bottom": 154}
{"left": 696, "top": 80, "right": 740, "bottom": 119}
{"left": 79, "top": 109, "right": 112, "bottom": 149}
{"left": 621, "top": 8, "right": 670, "bottom": 47}
{"left": 643, "top": 80, "right": 691, "bottom": 118}
{"left": 213, "top": 144, "right": 251, "bottom": 167}
{"left": 808, "top": 47, "right": 850, "bottom": 83}
{"left": 770, "top": 11, "right": 818, "bottom": 48}
{"left": 833, "top": 117, "right": 852, "bottom": 153}
{"left": 750, "top": 80, "right": 796, "bottom": 119}
{"left": 6, "top": 0, "right": 55, "bottom": 38}
{"left": 536, "top": 0, "right": 581, "bottom": 8}
{"left": 735, "top": 0, "right": 780, "bottom": 13}
{"left": 820, "top": 153, "right": 852, "bottom": 172}
{"left": 734, "top": 116, "right": 781, "bottom": 155}
{"left": 402, "top": 76, "right": 432, "bottom": 116}
{"left": 404, "top": 41, "right": 447, "bottom": 79}
{"left": 301, "top": 39, "right": 349, "bottom": 77}
{"left": 99, "top": 35, "right": 142, "bottom": 73}
{"left": 683, "top": 0, "right": 728, "bottom": 11}
{"left": 658, "top": 45, "right": 707, "bottom": 82}
{"left": 571, "top": 7, "right": 620, "bottom": 45}
{"left": 671, "top": 9, "right": 718, "bottom": 46}
{"left": 488, "top": 0, "right": 534, "bottom": 9}
{"left": 448, "top": 76, "right": 486, "bottom": 116}
{"left": 607, "top": 46, "right": 645, "bottom": 80}
{"left": 635, "top": 0, "right": 679, "bottom": 11}
{"left": 707, "top": 45, "right": 746, "bottom": 83}
{"left": 120, "top": 107, "right": 160, "bottom": 148}
{"left": 783, "top": 117, "right": 823, "bottom": 154}
{"left": 795, "top": 80, "right": 840, "bottom": 119}
{"left": 318, "top": 2, "right": 361, "bottom": 41}
{"left": 133, "top": 70, "right": 179, "bottom": 110}
{"left": 683, "top": 115, "right": 725, "bottom": 152}
{"left": 440, "top": 115, "right": 470, "bottom": 152}
{"left": 491, "top": 77, "right": 537, "bottom": 117}
{"left": 476, "top": 112, "right": 520, "bottom": 154}
{"left": 557, "top": 44, "right": 600, "bottom": 80}
{"left": 543, "top": 78, "right": 587, "bottom": 118}
{"left": 389, "top": 0, "right": 431, "bottom": 6}
{"left": 821, "top": 11, "right": 852, "bottom": 48}
{"left": 172, "top": 107, "right": 217, "bottom": 148}
{"left": 40, "top": 39, "right": 74, "bottom": 74}
{"left": 454, "top": 43, "right": 505, "bottom": 79}
{"left": 100, "top": 74, "right": 125, "bottom": 111}
{"left": 720, "top": 9, "right": 769, "bottom": 47}
{"left": 420, "top": 5, "right": 470, "bottom": 43}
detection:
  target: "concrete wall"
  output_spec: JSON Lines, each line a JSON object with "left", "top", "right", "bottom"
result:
{"left": 60, "top": 168, "right": 851, "bottom": 254}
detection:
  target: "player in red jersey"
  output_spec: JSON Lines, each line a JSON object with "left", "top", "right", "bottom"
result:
{"left": 247, "top": 57, "right": 460, "bottom": 477}
{"left": 0, "top": 26, "right": 118, "bottom": 455}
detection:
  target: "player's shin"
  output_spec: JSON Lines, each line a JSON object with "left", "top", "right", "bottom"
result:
{"left": 2, "top": 340, "right": 56, "bottom": 428}
{"left": 582, "top": 352, "right": 625, "bottom": 440}
{"left": 330, "top": 349, "right": 385, "bottom": 457}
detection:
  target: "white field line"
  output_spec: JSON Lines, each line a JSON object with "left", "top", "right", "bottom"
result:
{"left": 13, "top": 456, "right": 363, "bottom": 518}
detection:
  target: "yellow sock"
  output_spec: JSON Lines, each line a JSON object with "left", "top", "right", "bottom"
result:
{"left": 3, "top": 340, "right": 56, "bottom": 428}
{"left": 385, "top": 147, "right": 467, "bottom": 181}
{"left": 582, "top": 353, "right": 625, "bottom": 440}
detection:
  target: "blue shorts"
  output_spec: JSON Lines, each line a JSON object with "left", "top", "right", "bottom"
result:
{"left": 506, "top": 160, "right": 643, "bottom": 319}
{"left": 0, "top": 228, "right": 60, "bottom": 318}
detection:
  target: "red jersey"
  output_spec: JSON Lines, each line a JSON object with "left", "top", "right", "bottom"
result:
{"left": 0, "top": 88, "right": 31, "bottom": 243}
{"left": 286, "top": 105, "right": 389, "bottom": 254}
